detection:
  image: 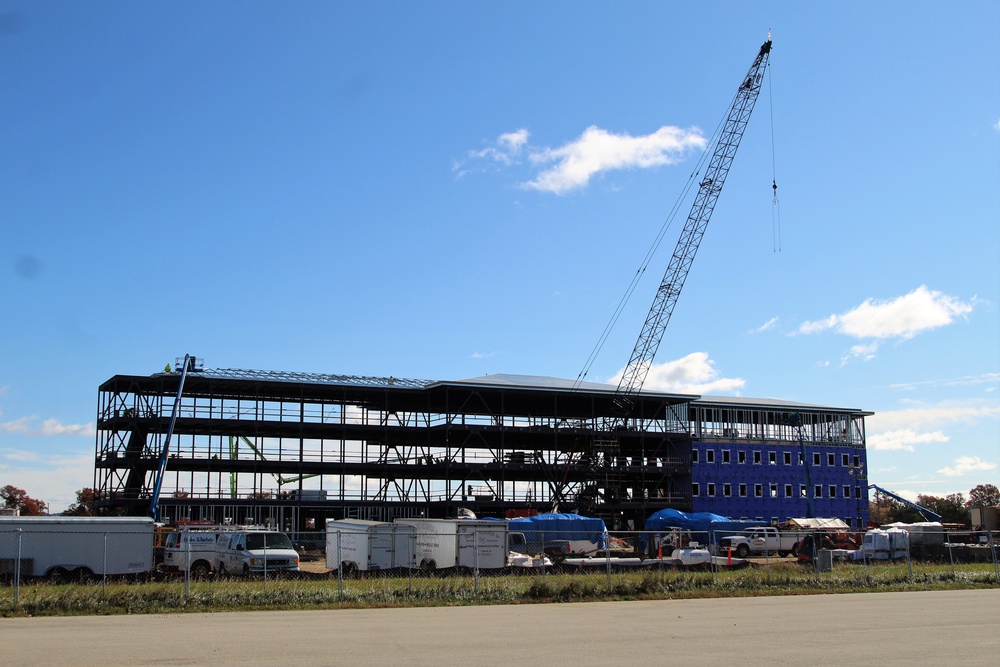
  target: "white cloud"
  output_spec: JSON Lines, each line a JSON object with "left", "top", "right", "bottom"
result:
{"left": 867, "top": 401, "right": 1000, "bottom": 433}
{"left": 938, "top": 455, "right": 997, "bottom": 477}
{"left": 471, "top": 351, "right": 497, "bottom": 360}
{"left": 525, "top": 125, "right": 706, "bottom": 194}
{"left": 890, "top": 373, "right": 1000, "bottom": 392}
{"left": 0, "top": 415, "right": 95, "bottom": 437}
{"left": 865, "top": 400, "right": 1000, "bottom": 456}
{"left": 0, "top": 416, "right": 33, "bottom": 434}
{"left": 994, "top": 118, "right": 1000, "bottom": 132}
{"left": 795, "top": 286, "right": 975, "bottom": 362}
{"left": 610, "top": 352, "right": 745, "bottom": 395}
{"left": 457, "top": 125, "right": 706, "bottom": 194}
{"left": 750, "top": 316, "right": 779, "bottom": 334}
{"left": 841, "top": 342, "right": 879, "bottom": 365}
{"left": 867, "top": 429, "right": 948, "bottom": 452}
{"left": 469, "top": 128, "right": 529, "bottom": 165}
{"left": 1, "top": 448, "right": 41, "bottom": 462}
{"left": 0, "top": 452, "right": 95, "bottom": 513}
{"left": 797, "top": 286, "right": 974, "bottom": 340}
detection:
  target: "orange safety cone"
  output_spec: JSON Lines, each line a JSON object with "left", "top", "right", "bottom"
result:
{"left": 727, "top": 546, "right": 732, "bottom": 566}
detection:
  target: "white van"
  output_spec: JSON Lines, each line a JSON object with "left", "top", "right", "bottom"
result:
{"left": 215, "top": 530, "right": 300, "bottom": 575}
{"left": 162, "top": 528, "right": 231, "bottom": 577}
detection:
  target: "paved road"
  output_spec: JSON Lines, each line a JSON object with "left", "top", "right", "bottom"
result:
{"left": 2, "top": 589, "right": 997, "bottom": 666}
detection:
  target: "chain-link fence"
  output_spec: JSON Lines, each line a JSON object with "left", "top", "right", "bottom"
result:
{"left": 2, "top": 527, "right": 998, "bottom": 611}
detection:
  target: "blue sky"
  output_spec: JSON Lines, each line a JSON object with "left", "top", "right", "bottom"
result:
{"left": 2, "top": 2, "right": 997, "bottom": 512}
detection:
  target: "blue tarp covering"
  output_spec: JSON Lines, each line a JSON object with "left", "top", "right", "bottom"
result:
{"left": 507, "top": 513, "right": 607, "bottom": 551}
{"left": 642, "top": 509, "right": 767, "bottom": 549}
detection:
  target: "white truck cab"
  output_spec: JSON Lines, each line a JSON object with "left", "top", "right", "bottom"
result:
{"left": 215, "top": 530, "right": 300, "bottom": 575}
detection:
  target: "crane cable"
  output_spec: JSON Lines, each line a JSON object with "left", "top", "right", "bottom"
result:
{"left": 768, "top": 59, "right": 781, "bottom": 252}
{"left": 574, "top": 99, "right": 735, "bottom": 388}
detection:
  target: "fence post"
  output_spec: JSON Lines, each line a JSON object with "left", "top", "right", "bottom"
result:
{"left": 14, "top": 528, "right": 22, "bottom": 606}
{"left": 605, "top": 532, "right": 611, "bottom": 592}
{"left": 540, "top": 529, "right": 545, "bottom": 576}
{"left": 709, "top": 529, "right": 718, "bottom": 585}
{"left": 474, "top": 529, "right": 480, "bottom": 594}
{"left": 184, "top": 533, "right": 191, "bottom": 599}
{"left": 946, "top": 529, "right": 955, "bottom": 578}
{"left": 336, "top": 531, "right": 342, "bottom": 599}
{"left": 990, "top": 530, "right": 999, "bottom": 583}
{"left": 103, "top": 532, "right": 108, "bottom": 596}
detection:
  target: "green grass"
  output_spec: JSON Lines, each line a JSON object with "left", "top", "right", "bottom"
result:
{"left": 2, "top": 561, "right": 997, "bottom": 617}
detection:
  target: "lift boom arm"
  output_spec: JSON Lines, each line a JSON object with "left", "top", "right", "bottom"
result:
{"left": 869, "top": 484, "right": 942, "bottom": 522}
{"left": 611, "top": 39, "right": 772, "bottom": 421}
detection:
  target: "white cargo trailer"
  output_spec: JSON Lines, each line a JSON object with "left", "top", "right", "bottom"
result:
{"left": 0, "top": 516, "right": 154, "bottom": 580}
{"left": 325, "top": 519, "right": 416, "bottom": 573}
{"left": 394, "top": 518, "right": 508, "bottom": 571}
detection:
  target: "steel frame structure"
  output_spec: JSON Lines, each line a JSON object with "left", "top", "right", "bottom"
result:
{"left": 94, "top": 369, "right": 870, "bottom": 531}
{"left": 95, "top": 371, "right": 693, "bottom": 530}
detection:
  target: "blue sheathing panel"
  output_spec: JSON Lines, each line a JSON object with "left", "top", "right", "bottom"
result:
{"left": 690, "top": 440, "right": 869, "bottom": 527}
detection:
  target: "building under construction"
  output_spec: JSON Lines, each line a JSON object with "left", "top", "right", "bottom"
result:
{"left": 94, "top": 40, "right": 876, "bottom": 534}
{"left": 94, "top": 367, "right": 871, "bottom": 532}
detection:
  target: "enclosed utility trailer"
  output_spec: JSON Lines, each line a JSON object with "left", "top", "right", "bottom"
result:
{"left": 393, "top": 518, "right": 508, "bottom": 571}
{"left": 0, "top": 516, "right": 154, "bottom": 579}
{"left": 325, "top": 519, "right": 416, "bottom": 573}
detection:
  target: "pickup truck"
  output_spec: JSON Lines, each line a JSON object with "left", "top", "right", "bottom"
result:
{"left": 719, "top": 527, "right": 801, "bottom": 558}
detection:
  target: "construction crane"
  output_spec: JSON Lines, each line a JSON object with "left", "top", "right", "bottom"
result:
{"left": 551, "top": 38, "right": 772, "bottom": 514}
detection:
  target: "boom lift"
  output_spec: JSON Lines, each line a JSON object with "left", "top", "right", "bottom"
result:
{"left": 869, "top": 484, "right": 942, "bottom": 522}
{"left": 147, "top": 354, "right": 202, "bottom": 520}
{"left": 550, "top": 38, "right": 772, "bottom": 514}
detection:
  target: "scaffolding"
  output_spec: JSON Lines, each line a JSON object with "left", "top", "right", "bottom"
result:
{"left": 94, "top": 370, "right": 871, "bottom": 531}
{"left": 94, "top": 371, "right": 693, "bottom": 530}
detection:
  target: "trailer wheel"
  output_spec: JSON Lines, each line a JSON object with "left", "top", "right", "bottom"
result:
{"left": 419, "top": 559, "right": 436, "bottom": 574}
{"left": 340, "top": 562, "right": 358, "bottom": 579}
{"left": 778, "top": 551, "right": 789, "bottom": 558}
{"left": 791, "top": 543, "right": 799, "bottom": 558}
{"left": 47, "top": 567, "right": 71, "bottom": 584}
{"left": 735, "top": 544, "right": 750, "bottom": 559}
{"left": 73, "top": 567, "right": 94, "bottom": 583}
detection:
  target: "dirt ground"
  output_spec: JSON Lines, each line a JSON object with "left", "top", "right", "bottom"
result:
{"left": 297, "top": 553, "right": 330, "bottom": 574}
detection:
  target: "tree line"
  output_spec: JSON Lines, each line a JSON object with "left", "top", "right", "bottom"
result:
{"left": 868, "top": 483, "right": 999, "bottom": 527}
{"left": 3, "top": 483, "right": 1000, "bottom": 525}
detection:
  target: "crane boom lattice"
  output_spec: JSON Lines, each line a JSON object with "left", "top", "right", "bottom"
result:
{"left": 550, "top": 39, "right": 772, "bottom": 516}
{"left": 612, "top": 39, "right": 772, "bottom": 422}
